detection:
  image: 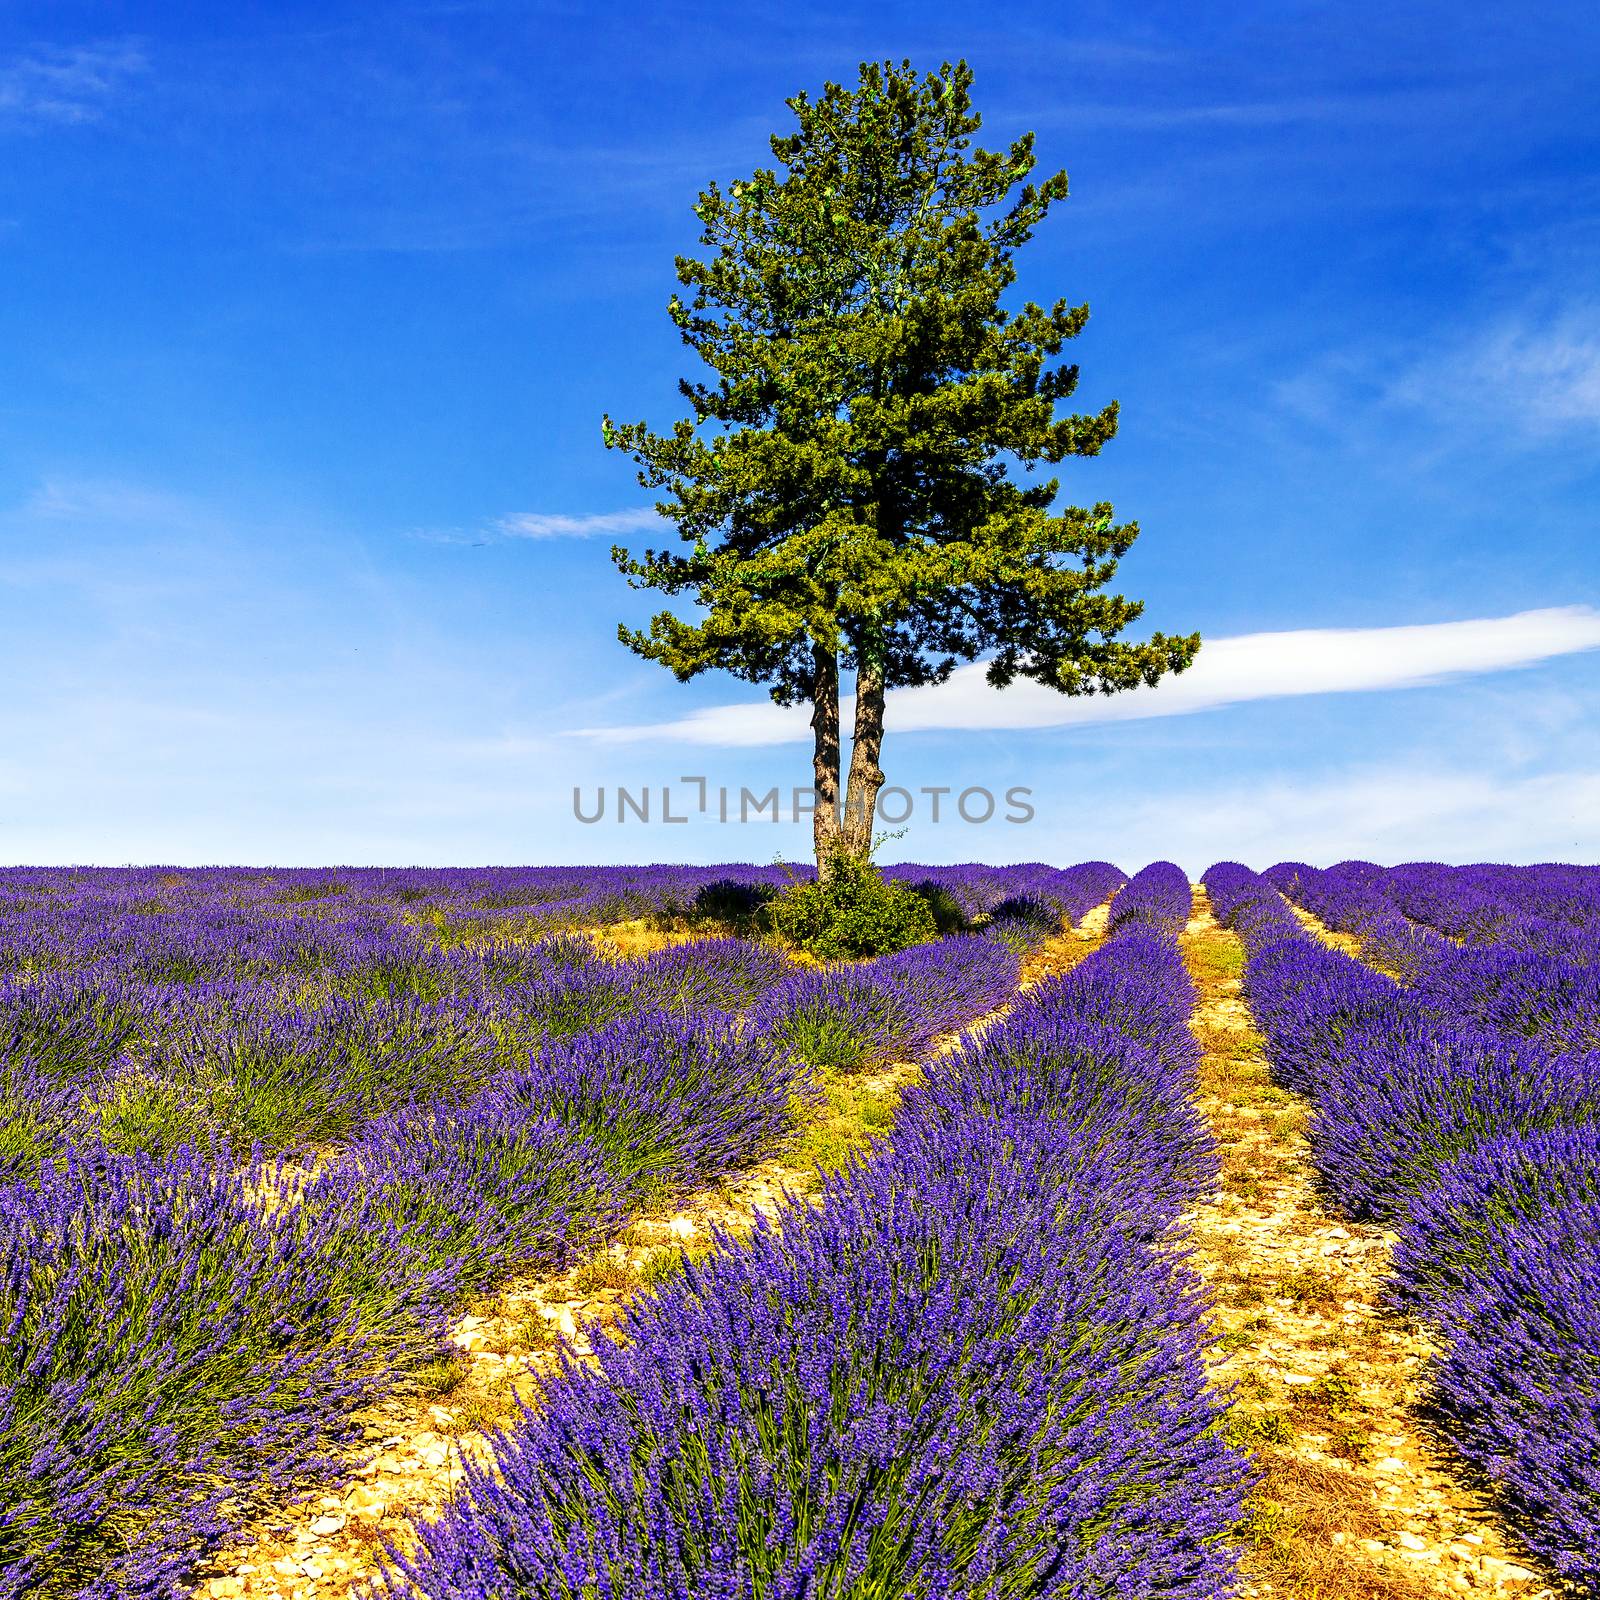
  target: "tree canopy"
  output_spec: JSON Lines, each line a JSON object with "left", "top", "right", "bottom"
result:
{"left": 604, "top": 58, "right": 1199, "bottom": 864}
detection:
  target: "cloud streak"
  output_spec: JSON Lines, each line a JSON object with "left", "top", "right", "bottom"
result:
{"left": 0, "top": 42, "right": 146, "bottom": 127}
{"left": 1082, "top": 764, "right": 1600, "bottom": 872}
{"left": 1058, "top": 90, "right": 1451, "bottom": 132}
{"left": 1279, "top": 303, "right": 1600, "bottom": 450}
{"left": 497, "top": 508, "right": 666, "bottom": 540}
{"left": 1389, "top": 307, "right": 1600, "bottom": 437}
{"left": 575, "top": 606, "right": 1600, "bottom": 746}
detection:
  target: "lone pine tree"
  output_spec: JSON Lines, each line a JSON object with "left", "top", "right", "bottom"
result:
{"left": 604, "top": 58, "right": 1198, "bottom": 868}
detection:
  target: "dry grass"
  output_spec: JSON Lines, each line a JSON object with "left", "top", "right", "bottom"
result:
{"left": 410, "top": 1354, "right": 468, "bottom": 1398}
{"left": 1246, "top": 1452, "right": 1449, "bottom": 1600}
{"left": 569, "top": 1254, "right": 640, "bottom": 1294}
{"left": 789, "top": 1065, "right": 911, "bottom": 1177}
{"left": 595, "top": 918, "right": 706, "bottom": 958}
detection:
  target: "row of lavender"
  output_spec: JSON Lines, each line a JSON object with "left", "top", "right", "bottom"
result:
{"left": 1205, "top": 862, "right": 1600, "bottom": 1592}
{"left": 0, "top": 864, "right": 1124, "bottom": 1598}
{"left": 0, "top": 931, "right": 1051, "bottom": 1182}
{"left": 1270, "top": 859, "right": 1600, "bottom": 965}
{"left": 390, "top": 861, "right": 1253, "bottom": 1599}
{"left": 1269, "top": 859, "right": 1600, "bottom": 1055}
{"left": 0, "top": 862, "right": 1103, "bottom": 967}
{"left": 1, "top": 859, "right": 1122, "bottom": 1178}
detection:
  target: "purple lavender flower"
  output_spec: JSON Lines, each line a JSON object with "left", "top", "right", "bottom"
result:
{"left": 0, "top": 974, "right": 163, "bottom": 1082}
{"left": 1393, "top": 1122, "right": 1600, "bottom": 1320}
{"left": 751, "top": 965, "right": 915, "bottom": 1073}
{"left": 0, "top": 1055, "right": 86, "bottom": 1184}
{"left": 385, "top": 918, "right": 1248, "bottom": 1600}
{"left": 752, "top": 936, "right": 1020, "bottom": 1074}
{"left": 151, "top": 991, "right": 497, "bottom": 1155}
{"left": 1107, "top": 861, "right": 1192, "bottom": 936}
{"left": 1308, "top": 1026, "right": 1600, "bottom": 1219}
{"left": 390, "top": 1116, "right": 1247, "bottom": 1600}
{"left": 633, "top": 937, "right": 795, "bottom": 1011}
{"left": 503, "top": 1008, "right": 808, "bottom": 1196}
{"left": 900, "top": 935, "right": 1214, "bottom": 1220}
{"left": 307, "top": 1099, "right": 627, "bottom": 1295}
{"left": 0, "top": 862, "right": 1255, "bottom": 1598}
{"left": 1202, "top": 862, "right": 1302, "bottom": 950}
{"left": 0, "top": 1145, "right": 451, "bottom": 1596}
{"left": 1423, "top": 1207, "right": 1600, "bottom": 1588}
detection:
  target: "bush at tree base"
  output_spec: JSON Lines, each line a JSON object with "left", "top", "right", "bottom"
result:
{"left": 763, "top": 852, "right": 938, "bottom": 959}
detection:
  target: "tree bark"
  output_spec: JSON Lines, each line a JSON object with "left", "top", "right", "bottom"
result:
{"left": 840, "top": 650, "right": 887, "bottom": 858}
{"left": 809, "top": 642, "right": 843, "bottom": 870}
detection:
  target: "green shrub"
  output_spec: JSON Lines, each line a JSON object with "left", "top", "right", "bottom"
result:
{"left": 764, "top": 853, "right": 937, "bottom": 959}
{"left": 907, "top": 881, "right": 968, "bottom": 935}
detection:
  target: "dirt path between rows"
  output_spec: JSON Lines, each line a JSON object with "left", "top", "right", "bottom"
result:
{"left": 1181, "top": 888, "right": 1553, "bottom": 1599}
{"left": 194, "top": 911, "right": 1107, "bottom": 1600}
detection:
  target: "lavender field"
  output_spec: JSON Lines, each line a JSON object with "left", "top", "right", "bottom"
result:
{"left": 2, "top": 858, "right": 1597, "bottom": 1599}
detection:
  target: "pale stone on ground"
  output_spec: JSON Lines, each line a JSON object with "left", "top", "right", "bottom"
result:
{"left": 1182, "top": 890, "right": 1554, "bottom": 1599}
{"left": 196, "top": 907, "right": 1107, "bottom": 1597}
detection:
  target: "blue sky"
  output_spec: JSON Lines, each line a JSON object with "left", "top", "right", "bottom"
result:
{"left": 2, "top": 1, "right": 1597, "bottom": 870}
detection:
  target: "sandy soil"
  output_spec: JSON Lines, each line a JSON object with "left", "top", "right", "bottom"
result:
{"left": 1181, "top": 890, "right": 1554, "bottom": 1599}
{"left": 194, "top": 909, "right": 1109, "bottom": 1598}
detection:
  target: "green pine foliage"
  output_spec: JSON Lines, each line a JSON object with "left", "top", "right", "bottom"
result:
{"left": 604, "top": 59, "right": 1199, "bottom": 862}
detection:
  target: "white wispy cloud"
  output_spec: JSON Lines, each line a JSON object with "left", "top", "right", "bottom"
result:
{"left": 574, "top": 606, "right": 1600, "bottom": 747}
{"left": 1088, "top": 764, "right": 1600, "bottom": 872}
{"left": 1388, "top": 306, "right": 1600, "bottom": 437}
{"left": 0, "top": 42, "right": 146, "bottom": 126}
{"left": 497, "top": 508, "right": 666, "bottom": 540}
{"left": 1280, "top": 303, "right": 1600, "bottom": 448}
{"left": 24, "top": 477, "right": 201, "bottom": 525}
{"left": 1060, "top": 92, "right": 1443, "bottom": 132}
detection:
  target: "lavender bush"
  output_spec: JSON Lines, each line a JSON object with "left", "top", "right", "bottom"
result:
{"left": 388, "top": 925, "right": 1248, "bottom": 1600}
{"left": 390, "top": 1137, "right": 1246, "bottom": 1600}
{"left": 1107, "top": 861, "right": 1191, "bottom": 935}
{"left": 750, "top": 963, "right": 912, "bottom": 1072}
{"left": 151, "top": 992, "right": 497, "bottom": 1156}
{"left": 1410, "top": 944, "right": 1600, "bottom": 1054}
{"left": 633, "top": 937, "right": 795, "bottom": 1011}
{"left": 1211, "top": 859, "right": 1600, "bottom": 1589}
{"left": 868, "top": 933, "right": 1021, "bottom": 1042}
{"left": 1202, "top": 862, "right": 1301, "bottom": 950}
{"left": 307, "top": 1101, "right": 627, "bottom": 1297}
{"left": 1392, "top": 1124, "right": 1600, "bottom": 1319}
{"left": 901, "top": 941, "right": 1213, "bottom": 1220}
{"left": 751, "top": 934, "right": 1020, "bottom": 1073}
{"left": 0, "top": 1057, "right": 85, "bottom": 1185}
{"left": 980, "top": 891, "right": 1062, "bottom": 949}
{"left": 1309, "top": 1026, "right": 1600, "bottom": 1219}
{"left": 490, "top": 963, "right": 653, "bottom": 1050}
{"left": 504, "top": 1008, "right": 807, "bottom": 1196}
{"left": 0, "top": 1147, "right": 452, "bottom": 1599}
{"left": 1421, "top": 1208, "right": 1600, "bottom": 1587}
{"left": 0, "top": 976, "right": 161, "bottom": 1082}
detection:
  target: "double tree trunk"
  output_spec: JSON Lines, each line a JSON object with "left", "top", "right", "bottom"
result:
{"left": 809, "top": 642, "right": 843, "bottom": 867}
{"left": 840, "top": 655, "right": 886, "bottom": 857}
{"left": 808, "top": 640, "right": 888, "bottom": 871}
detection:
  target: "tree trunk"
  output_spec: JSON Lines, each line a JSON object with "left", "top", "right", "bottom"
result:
{"left": 809, "top": 642, "right": 843, "bottom": 871}
{"left": 840, "top": 652, "right": 887, "bottom": 858}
